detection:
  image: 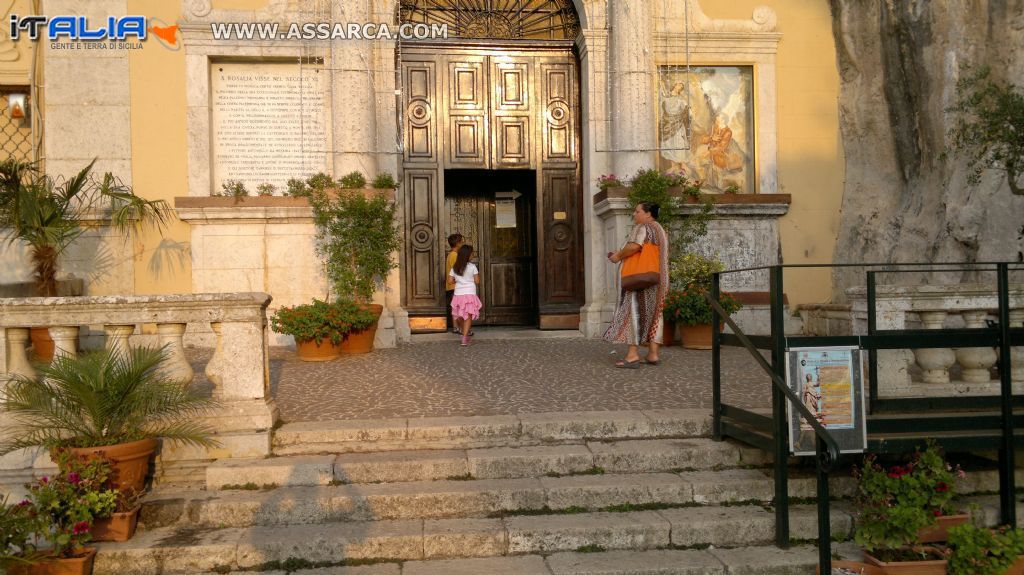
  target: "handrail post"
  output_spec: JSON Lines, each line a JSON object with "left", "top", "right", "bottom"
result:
{"left": 770, "top": 265, "right": 789, "bottom": 547}
{"left": 712, "top": 271, "right": 722, "bottom": 441}
{"left": 867, "top": 271, "right": 878, "bottom": 414}
{"left": 997, "top": 262, "right": 1016, "bottom": 526}
{"left": 816, "top": 436, "right": 832, "bottom": 574}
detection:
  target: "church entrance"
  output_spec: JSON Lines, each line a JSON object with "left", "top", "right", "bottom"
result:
{"left": 444, "top": 169, "right": 537, "bottom": 326}
{"left": 399, "top": 42, "right": 583, "bottom": 332}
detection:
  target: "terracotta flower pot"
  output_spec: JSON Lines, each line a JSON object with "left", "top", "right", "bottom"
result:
{"left": 65, "top": 438, "right": 157, "bottom": 494}
{"left": 863, "top": 547, "right": 947, "bottom": 575}
{"left": 916, "top": 512, "right": 969, "bottom": 543}
{"left": 295, "top": 338, "right": 343, "bottom": 362}
{"left": 9, "top": 547, "right": 96, "bottom": 575}
{"left": 91, "top": 506, "right": 140, "bottom": 542}
{"left": 30, "top": 327, "right": 55, "bottom": 362}
{"left": 662, "top": 320, "right": 677, "bottom": 347}
{"left": 340, "top": 304, "right": 384, "bottom": 355}
{"left": 1006, "top": 555, "right": 1024, "bottom": 575}
{"left": 679, "top": 323, "right": 724, "bottom": 350}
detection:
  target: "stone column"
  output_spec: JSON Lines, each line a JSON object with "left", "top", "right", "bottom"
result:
{"left": 610, "top": 0, "right": 656, "bottom": 178}
{"left": 157, "top": 323, "right": 194, "bottom": 383}
{"left": 913, "top": 311, "right": 955, "bottom": 384}
{"left": 579, "top": 27, "right": 615, "bottom": 338}
{"left": 205, "top": 322, "right": 224, "bottom": 387}
{"left": 331, "top": 0, "right": 378, "bottom": 177}
{"left": 104, "top": 324, "right": 135, "bottom": 355}
{"left": 5, "top": 328, "right": 35, "bottom": 379}
{"left": 210, "top": 320, "right": 278, "bottom": 431}
{"left": 49, "top": 326, "right": 79, "bottom": 360}
{"left": 954, "top": 310, "right": 996, "bottom": 383}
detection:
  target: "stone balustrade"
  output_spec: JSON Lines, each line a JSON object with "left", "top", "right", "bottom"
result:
{"left": 0, "top": 293, "right": 279, "bottom": 482}
{"left": 844, "top": 284, "right": 1024, "bottom": 397}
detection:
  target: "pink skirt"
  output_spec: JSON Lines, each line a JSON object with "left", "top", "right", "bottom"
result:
{"left": 451, "top": 294, "right": 482, "bottom": 320}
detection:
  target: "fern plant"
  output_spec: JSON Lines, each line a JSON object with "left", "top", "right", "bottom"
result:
{"left": 0, "top": 346, "right": 220, "bottom": 453}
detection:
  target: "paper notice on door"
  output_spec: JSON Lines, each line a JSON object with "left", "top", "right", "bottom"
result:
{"left": 496, "top": 199, "right": 517, "bottom": 228}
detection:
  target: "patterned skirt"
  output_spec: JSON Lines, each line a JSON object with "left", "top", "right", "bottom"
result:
{"left": 603, "top": 285, "right": 663, "bottom": 345}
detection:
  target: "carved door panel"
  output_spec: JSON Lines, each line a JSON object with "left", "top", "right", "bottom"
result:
{"left": 540, "top": 61, "right": 576, "bottom": 164}
{"left": 446, "top": 57, "right": 488, "bottom": 167}
{"left": 403, "top": 60, "right": 438, "bottom": 163}
{"left": 491, "top": 60, "right": 531, "bottom": 168}
{"left": 539, "top": 169, "right": 580, "bottom": 309}
{"left": 404, "top": 169, "right": 442, "bottom": 310}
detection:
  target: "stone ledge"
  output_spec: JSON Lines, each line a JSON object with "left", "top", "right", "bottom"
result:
{"left": 0, "top": 292, "right": 271, "bottom": 326}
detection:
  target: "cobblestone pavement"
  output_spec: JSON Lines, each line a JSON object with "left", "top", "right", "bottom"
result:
{"left": 199, "top": 337, "right": 772, "bottom": 423}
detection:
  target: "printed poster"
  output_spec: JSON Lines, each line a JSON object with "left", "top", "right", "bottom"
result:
{"left": 787, "top": 346, "right": 866, "bottom": 456}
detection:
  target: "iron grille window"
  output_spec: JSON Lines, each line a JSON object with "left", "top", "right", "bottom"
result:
{"left": 399, "top": 0, "right": 580, "bottom": 40}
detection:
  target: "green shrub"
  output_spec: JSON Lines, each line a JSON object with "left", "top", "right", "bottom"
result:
{"left": 255, "top": 183, "right": 276, "bottom": 197}
{"left": 371, "top": 172, "right": 398, "bottom": 189}
{"left": 285, "top": 178, "right": 311, "bottom": 197}
{"left": 338, "top": 171, "right": 367, "bottom": 189}
{"left": 220, "top": 179, "right": 248, "bottom": 198}
{"left": 306, "top": 172, "right": 336, "bottom": 193}
{"left": 270, "top": 299, "right": 377, "bottom": 345}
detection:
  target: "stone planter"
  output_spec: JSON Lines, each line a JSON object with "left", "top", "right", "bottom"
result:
{"left": 340, "top": 304, "right": 384, "bottom": 354}
{"left": 295, "top": 338, "right": 343, "bottom": 362}
{"left": 863, "top": 548, "right": 947, "bottom": 575}
{"left": 9, "top": 547, "right": 96, "bottom": 575}
{"left": 91, "top": 506, "right": 140, "bottom": 542}
{"left": 66, "top": 438, "right": 158, "bottom": 494}
{"left": 916, "top": 512, "right": 969, "bottom": 543}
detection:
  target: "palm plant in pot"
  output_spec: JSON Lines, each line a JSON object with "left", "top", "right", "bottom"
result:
{"left": 0, "top": 345, "right": 219, "bottom": 495}
{"left": 0, "top": 158, "right": 171, "bottom": 359}
{"left": 309, "top": 176, "right": 400, "bottom": 354}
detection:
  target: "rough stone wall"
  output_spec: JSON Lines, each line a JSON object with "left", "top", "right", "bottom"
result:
{"left": 829, "top": 0, "right": 1024, "bottom": 298}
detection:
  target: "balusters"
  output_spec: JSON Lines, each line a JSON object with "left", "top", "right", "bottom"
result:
{"left": 955, "top": 310, "right": 997, "bottom": 383}
{"left": 156, "top": 323, "right": 194, "bottom": 383}
{"left": 4, "top": 328, "right": 35, "bottom": 379}
{"left": 913, "top": 311, "right": 956, "bottom": 384}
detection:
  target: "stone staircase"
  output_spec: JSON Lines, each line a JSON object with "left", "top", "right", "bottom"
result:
{"left": 93, "top": 409, "right": 1014, "bottom": 575}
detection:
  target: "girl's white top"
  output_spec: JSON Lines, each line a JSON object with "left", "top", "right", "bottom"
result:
{"left": 449, "top": 262, "right": 479, "bottom": 296}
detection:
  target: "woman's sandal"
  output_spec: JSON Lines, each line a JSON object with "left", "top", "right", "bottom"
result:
{"left": 642, "top": 359, "right": 660, "bottom": 366}
{"left": 615, "top": 359, "right": 641, "bottom": 369}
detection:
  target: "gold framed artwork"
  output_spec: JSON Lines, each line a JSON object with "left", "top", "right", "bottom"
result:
{"left": 657, "top": 65, "right": 756, "bottom": 193}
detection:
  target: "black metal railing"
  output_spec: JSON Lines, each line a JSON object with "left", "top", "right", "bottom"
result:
{"left": 708, "top": 262, "right": 1024, "bottom": 573}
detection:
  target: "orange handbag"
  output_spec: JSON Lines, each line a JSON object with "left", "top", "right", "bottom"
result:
{"left": 620, "top": 242, "right": 661, "bottom": 291}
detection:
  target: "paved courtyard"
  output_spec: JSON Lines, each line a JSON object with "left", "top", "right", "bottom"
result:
{"left": 216, "top": 334, "right": 775, "bottom": 423}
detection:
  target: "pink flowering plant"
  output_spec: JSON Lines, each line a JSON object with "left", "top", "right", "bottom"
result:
{"left": 21, "top": 450, "right": 119, "bottom": 558}
{"left": 596, "top": 174, "right": 625, "bottom": 191}
{"left": 1, "top": 495, "right": 45, "bottom": 569}
{"left": 853, "top": 442, "right": 964, "bottom": 557}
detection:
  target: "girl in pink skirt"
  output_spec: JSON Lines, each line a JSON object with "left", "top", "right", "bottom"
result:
{"left": 448, "top": 244, "right": 482, "bottom": 346}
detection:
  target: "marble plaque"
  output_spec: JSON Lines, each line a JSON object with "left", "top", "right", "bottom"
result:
{"left": 211, "top": 62, "right": 328, "bottom": 194}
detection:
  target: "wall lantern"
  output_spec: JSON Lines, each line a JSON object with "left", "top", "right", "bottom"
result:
{"left": 8, "top": 93, "right": 27, "bottom": 119}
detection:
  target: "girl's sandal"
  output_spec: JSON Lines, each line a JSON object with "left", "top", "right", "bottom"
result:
{"left": 615, "top": 359, "right": 641, "bottom": 369}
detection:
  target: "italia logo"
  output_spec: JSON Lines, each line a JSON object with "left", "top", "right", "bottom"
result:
{"left": 8, "top": 14, "right": 181, "bottom": 49}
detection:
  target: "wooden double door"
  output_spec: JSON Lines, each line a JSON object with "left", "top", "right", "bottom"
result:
{"left": 401, "top": 43, "right": 582, "bottom": 330}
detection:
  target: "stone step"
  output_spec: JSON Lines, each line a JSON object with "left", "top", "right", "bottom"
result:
{"left": 272, "top": 410, "right": 711, "bottom": 455}
{"left": 208, "top": 437, "right": 766, "bottom": 488}
{"left": 147, "top": 462, "right": 1015, "bottom": 530}
{"left": 148, "top": 467, "right": 864, "bottom": 529}
{"left": 181, "top": 545, "right": 837, "bottom": 575}
{"left": 96, "top": 505, "right": 851, "bottom": 575}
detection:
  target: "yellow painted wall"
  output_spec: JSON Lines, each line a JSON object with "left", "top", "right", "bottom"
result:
{"left": 701, "top": 1, "right": 844, "bottom": 306}
{"left": 127, "top": 0, "right": 191, "bottom": 294}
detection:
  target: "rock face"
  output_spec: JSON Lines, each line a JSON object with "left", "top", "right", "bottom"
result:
{"left": 829, "top": 0, "right": 1024, "bottom": 299}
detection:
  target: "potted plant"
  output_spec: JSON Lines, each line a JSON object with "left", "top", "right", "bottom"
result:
{"left": 666, "top": 253, "right": 743, "bottom": 349}
{"left": 270, "top": 299, "right": 377, "bottom": 361}
{"left": 309, "top": 176, "right": 400, "bottom": 354}
{"left": 1, "top": 495, "right": 45, "bottom": 572}
{"left": 0, "top": 158, "right": 171, "bottom": 359}
{"left": 947, "top": 523, "right": 1024, "bottom": 575}
{"left": 89, "top": 487, "right": 144, "bottom": 543}
{"left": 0, "top": 345, "right": 219, "bottom": 493}
{"left": 853, "top": 444, "right": 963, "bottom": 572}
{"left": 8, "top": 452, "right": 120, "bottom": 575}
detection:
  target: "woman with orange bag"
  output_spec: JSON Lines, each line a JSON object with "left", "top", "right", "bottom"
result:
{"left": 603, "top": 202, "right": 670, "bottom": 368}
